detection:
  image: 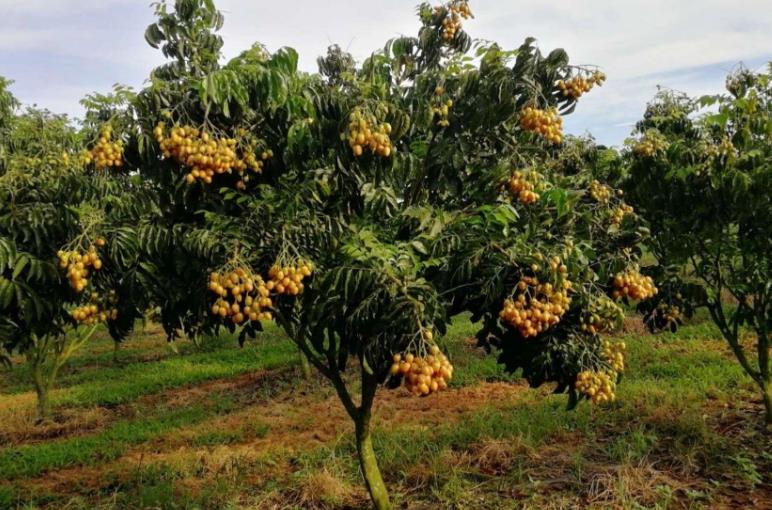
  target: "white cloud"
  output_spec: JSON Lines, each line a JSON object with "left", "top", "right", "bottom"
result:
{"left": 0, "top": 28, "right": 58, "bottom": 50}
{"left": 0, "top": 0, "right": 133, "bottom": 15}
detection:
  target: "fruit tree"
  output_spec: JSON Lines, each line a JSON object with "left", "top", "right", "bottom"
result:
{"left": 623, "top": 66, "right": 772, "bottom": 424}
{"left": 0, "top": 80, "right": 147, "bottom": 420}
{"left": 122, "top": 1, "right": 656, "bottom": 507}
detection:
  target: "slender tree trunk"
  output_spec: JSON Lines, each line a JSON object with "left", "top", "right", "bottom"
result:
{"left": 28, "top": 337, "right": 51, "bottom": 422}
{"left": 113, "top": 340, "right": 121, "bottom": 364}
{"left": 32, "top": 365, "right": 50, "bottom": 422}
{"left": 291, "top": 327, "right": 392, "bottom": 509}
{"left": 756, "top": 326, "right": 770, "bottom": 426}
{"left": 28, "top": 326, "right": 97, "bottom": 423}
{"left": 299, "top": 348, "right": 311, "bottom": 379}
{"left": 762, "top": 382, "right": 772, "bottom": 425}
{"left": 354, "top": 405, "right": 391, "bottom": 510}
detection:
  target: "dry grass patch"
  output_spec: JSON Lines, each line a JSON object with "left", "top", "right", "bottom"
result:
{"left": 0, "top": 394, "right": 111, "bottom": 446}
{"left": 622, "top": 315, "right": 648, "bottom": 336}
{"left": 587, "top": 463, "right": 688, "bottom": 507}
{"left": 466, "top": 437, "right": 530, "bottom": 476}
{"left": 290, "top": 469, "right": 359, "bottom": 509}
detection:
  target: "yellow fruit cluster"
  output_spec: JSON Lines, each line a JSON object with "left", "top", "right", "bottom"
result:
{"left": 436, "top": 0, "right": 472, "bottom": 42}
{"left": 519, "top": 106, "right": 563, "bottom": 144}
{"left": 576, "top": 370, "right": 616, "bottom": 404}
{"left": 610, "top": 203, "right": 634, "bottom": 225}
{"left": 58, "top": 238, "right": 106, "bottom": 293}
{"left": 390, "top": 345, "right": 454, "bottom": 396}
{"left": 717, "top": 137, "right": 735, "bottom": 157}
{"left": 500, "top": 271, "right": 571, "bottom": 338}
{"left": 346, "top": 108, "right": 392, "bottom": 157}
{"left": 266, "top": 262, "right": 313, "bottom": 296}
{"left": 209, "top": 268, "right": 273, "bottom": 324}
{"left": 657, "top": 302, "right": 683, "bottom": 324}
{"left": 71, "top": 290, "right": 118, "bottom": 325}
{"left": 507, "top": 170, "right": 540, "bottom": 204}
{"left": 154, "top": 123, "right": 272, "bottom": 185}
{"left": 431, "top": 86, "right": 453, "bottom": 127}
{"left": 86, "top": 125, "right": 124, "bottom": 169}
{"left": 601, "top": 339, "right": 626, "bottom": 372}
{"left": 581, "top": 297, "right": 624, "bottom": 334}
{"left": 557, "top": 71, "right": 606, "bottom": 99}
{"left": 704, "top": 136, "right": 737, "bottom": 162}
{"left": 633, "top": 132, "right": 668, "bottom": 157}
{"left": 611, "top": 270, "right": 658, "bottom": 301}
{"left": 588, "top": 180, "right": 611, "bottom": 203}
{"left": 77, "top": 150, "right": 93, "bottom": 167}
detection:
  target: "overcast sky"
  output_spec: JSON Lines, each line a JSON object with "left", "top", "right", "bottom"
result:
{"left": 1, "top": 0, "right": 770, "bottom": 146}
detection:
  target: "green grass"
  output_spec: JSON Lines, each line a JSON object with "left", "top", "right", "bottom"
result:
{"left": 0, "top": 329, "right": 301, "bottom": 481}
{"left": 2, "top": 315, "right": 769, "bottom": 509}
{"left": 53, "top": 335, "right": 298, "bottom": 407}
{"left": 0, "top": 326, "right": 298, "bottom": 414}
{"left": 0, "top": 405, "right": 211, "bottom": 480}
{"left": 0, "top": 362, "right": 292, "bottom": 482}
{"left": 442, "top": 315, "right": 519, "bottom": 386}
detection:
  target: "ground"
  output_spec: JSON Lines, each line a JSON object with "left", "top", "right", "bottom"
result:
{"left": 0, "top": 316, "right": 770, "bottom": 509}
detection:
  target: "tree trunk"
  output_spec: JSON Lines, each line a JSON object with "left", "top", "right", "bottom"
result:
{"left": 299, "top": 348, "right": 311, "bottom": 379}
{"left": 113, "top": 340, "right": 121, "bottom": 364}
{"left": 32, "top": 364, "right": 50, "bottom": 422}
{"left": 354, "top": 410, "right": 391, "bottom": 510}
{"left": 762, "top": 381, "right": 772, "bottom": 426}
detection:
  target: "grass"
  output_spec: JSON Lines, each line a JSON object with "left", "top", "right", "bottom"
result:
{"left": 275, "top": 320, "right": 759, "bottom": 508}
{"left": 0, "top": 323, "right": 298, "bottom": 414}
{"left": 261, "top": 319, "right": 764, "bottom": 508}
{"left": 54, "top": 335, "right": 297, "bottom": 407}
{"left": 0, "top": 405, "right": 212, "bottom": 480}
{"left": 1, "top": 315, "right": 770, "bottom": 509}
{"left": 442, "top": 315, "right": 519, "bottom": 386}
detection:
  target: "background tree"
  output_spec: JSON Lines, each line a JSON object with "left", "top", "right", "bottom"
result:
{"left": 0, "top": 79, "right": 147, "bottom": 420}
{"left": 623, "top": 66, "right": 772, "bottom": 424}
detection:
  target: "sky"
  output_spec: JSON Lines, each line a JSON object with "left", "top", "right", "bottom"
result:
{"left": 1, "top": 0, "right": 770, "bottom": 146}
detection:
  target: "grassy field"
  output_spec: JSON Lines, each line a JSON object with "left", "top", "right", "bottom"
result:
{"left": 0, "top": 317, "right": 770, "bottom": 509}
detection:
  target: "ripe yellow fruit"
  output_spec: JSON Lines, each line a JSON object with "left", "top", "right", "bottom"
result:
{"left": 70, "top": 289, "right": 118, "bottom": 325}
{"left": 438, "top": 0, "right": 472, "bottom": 42}
{"left": 346, "top": 107, "right": 393, "bottom": 158}
{"left": 208, "top": 268, "right": 273, "bottom": 325}
{"left": 576, "top": 370, "right": 616, "bottom": 404}
{"left": 507, "top": 170, "right": 541, "bottom": 204}
{"left": 611, "top": 269, "right": 657, "bottom": 301}
{"left": 610, "top": 203, "right": 634, "bottom": 226}
{"left": 633, "top": 131, "right": 668, "bottom": 157}
{"left": 556, "top": 71, "right": 605, "bottom": 100}
{"left": 154, "top": 122, "right": 273, "bottom": 187}
{"left": 87, "top": 125, "right": 124, "bottom": 170}
{"left": 267, "top": 260, "right": 313, "bottom": 297}
{"left": 588, "top": 180, "right": 611, "bottom": 203}
{"left": 499, "top": 274, "right": 571, "bottom": 338}
{"left": 519, "top": 106, "right": 563, "bottom": 144}
{"left": 58, "top": 243, "right": 106, "bottom": 293}
{"left": 391, "top": 346, "right": 454, "bottom": 396}
{"left": 601, "top": 339, "right": 626, "bottom": 372}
